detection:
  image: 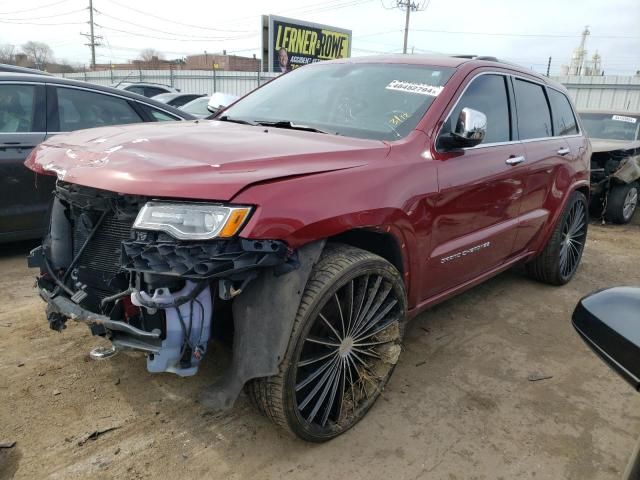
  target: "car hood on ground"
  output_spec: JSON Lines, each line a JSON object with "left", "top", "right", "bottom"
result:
{"left": 590, "top": 138, "right": 640, "bottom": 153}
{"left": 26, "top": 120, "right": 388, "bottom": 201}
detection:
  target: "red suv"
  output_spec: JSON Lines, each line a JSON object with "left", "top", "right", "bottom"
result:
{"left": 26, "top": 55, "right": 589, "bottom": 442}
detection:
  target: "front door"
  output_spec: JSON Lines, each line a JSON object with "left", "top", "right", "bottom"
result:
{"left": 425, "top": 72, "right": 527, "bottom": 298}
{"left": 0, "top": 82, "right": 50, "bottom": 242}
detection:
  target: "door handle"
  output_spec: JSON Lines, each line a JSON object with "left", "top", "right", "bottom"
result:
{"left": 506, "top": 155, "right": 526, "bottom": 166}
{"left": 557, "top": 147, "right": 570, "bottom": 156}
{"left": 0, "top": 143, "right": 35, "bottom": 149}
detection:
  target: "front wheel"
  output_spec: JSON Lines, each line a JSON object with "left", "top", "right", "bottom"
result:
{"left": 526, "top": 191, "right": 588, "bottom": 285}
{"left": 247, "top": 244, "right": 407, "bottom": 442}
{"left": 605, "top": 182, "right": 638, "bottom": 224}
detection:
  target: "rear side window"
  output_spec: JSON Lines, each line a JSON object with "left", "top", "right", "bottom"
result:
{"left": 441, "top": 74, "right": 511, "bottom": 145}
{"left": 513, "top": 79, "right": 552, "bottom": 139}
{"left": 126, "top": 86, "right": 145, "bottom": 96}
{"left": 547, "top": 89, "right": 578, "bottom": 136}
{"left": 145, "top": 87, "right": 168, "bottom": 98}
{"left": 56, "top": 87, "right": 142, "bottom": 131}
{"left": 147, "top": 108, "right": 179, "bottom": 121}
{"left": 0, "top": 84, "right": 36, "bottom": 132}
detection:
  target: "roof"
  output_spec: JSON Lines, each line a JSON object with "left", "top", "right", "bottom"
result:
{"left": 0, "top": 63, "right": 52, "bottom": 75}
{"left": 0, "top": 72, "right": 194, "bottom": 119}
{"left": 317, "top": 54, "right": 560, "bottom": 88}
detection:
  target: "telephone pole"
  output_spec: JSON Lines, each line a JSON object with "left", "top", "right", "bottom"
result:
{"left": 396, "top": 1, "right": 421, "bottom": 54}
{"left": 81, "top": 0, "right": 102, "bottom": 69}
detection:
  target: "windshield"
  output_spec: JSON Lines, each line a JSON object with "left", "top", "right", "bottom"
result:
{"left": 181, "top": 97, "right": 211, "bottom": 116}
{"left": 222, "top": 63, "right": 454, "bottom": 141}
{"left": 581, "top": 113, "right": 639, "bottom": 141}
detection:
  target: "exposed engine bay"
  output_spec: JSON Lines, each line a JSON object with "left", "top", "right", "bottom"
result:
{"left": 591, "top": 147, "right": 640, "bottom": 192}
{"left": 29, "top": 182, "right": 294, "bottom": 378}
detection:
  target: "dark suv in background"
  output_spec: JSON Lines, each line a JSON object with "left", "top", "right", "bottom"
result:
{"left": 27, "top": 55, "right": 589, "bottom": 441}
{"left": 0, "top": 73, "right": 195, "bottom": 243}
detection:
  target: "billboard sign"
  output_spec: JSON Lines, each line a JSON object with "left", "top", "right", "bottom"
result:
{"left": 261, "top": 15, "right": 352, "bottom": 73}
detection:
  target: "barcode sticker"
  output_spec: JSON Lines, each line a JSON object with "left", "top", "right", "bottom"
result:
{"left": 612, "top": 115, "right": 637, "bottom": 124}
{"left": 386, "top": 80, "right": 443, "bottom": 96}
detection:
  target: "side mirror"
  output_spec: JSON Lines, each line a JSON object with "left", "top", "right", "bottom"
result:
{"left": 572, "top": 287, "right": 640, "bottom": 389}
{"left": 440, "top": 107, "right": 487, "bottom": 150}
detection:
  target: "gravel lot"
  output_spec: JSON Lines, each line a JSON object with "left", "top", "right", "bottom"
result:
{"left": 1, "top": 222, "right": 639, "bottom": 480}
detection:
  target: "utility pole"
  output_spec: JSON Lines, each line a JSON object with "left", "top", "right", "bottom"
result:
{"left": 81, "top": 0, "right": 102, "bottom": 70}
{"left": 396, "top": 1, "right": 421, "bottom": 54}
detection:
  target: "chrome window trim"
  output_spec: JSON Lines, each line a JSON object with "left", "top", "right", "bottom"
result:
{"left": 434, "top": 70, "right": 583, "bottom": 153}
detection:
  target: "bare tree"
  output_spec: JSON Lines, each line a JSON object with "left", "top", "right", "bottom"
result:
{"left": 138, "top": 48, "right": 164, "bottom": 66}
{"left": 21, "top": 41, "right": 53, "bottom": 70}
{"left": 0, "top": 43, "right": 16, "bottom": 64}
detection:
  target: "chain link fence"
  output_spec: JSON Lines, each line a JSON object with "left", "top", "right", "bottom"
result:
{"left": 56, "top": 69, "right": 281, "bottom": 97}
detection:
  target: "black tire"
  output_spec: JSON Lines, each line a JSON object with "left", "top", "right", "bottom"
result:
{"left": 246, "top": 243, "right": 407, "bottom": 442}
{"left": 605, "top": 182, "right": 638, "bottom": 224}
{"left": 526, "top": 191, "right": 588, "bottom": 285}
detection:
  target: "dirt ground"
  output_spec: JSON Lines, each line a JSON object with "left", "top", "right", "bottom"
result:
{"left": 1, "top": 222, "right": 640, "bottom": 480}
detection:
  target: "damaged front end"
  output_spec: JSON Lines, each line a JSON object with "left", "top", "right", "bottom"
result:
{"left": 29, "top": 182, "right": 295, "bottom": 379}
{"left": 591, "top": 148, "right": 640, "bottom": 195}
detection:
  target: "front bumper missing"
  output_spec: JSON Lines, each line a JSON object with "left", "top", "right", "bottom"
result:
{"left": 40, "top": 289, "right": 161, "bottom": 341}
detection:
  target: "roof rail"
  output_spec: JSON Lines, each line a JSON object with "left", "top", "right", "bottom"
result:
{"left": 451, "top": 55, "right": 500, "bottom": 62}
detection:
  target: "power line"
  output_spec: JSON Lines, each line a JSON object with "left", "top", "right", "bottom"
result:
{"left": 0, "top": 7, "right": 86, "bottom": 20}
{"left": 94, "top": 10, "right": 255, "bottom": 40}
{"left": 95, "top": 24, "right": 255, "bottom": 43}
{"left": 0, "top": 0, "right": 71, "bottom": 14}
{"left": 102, "top": 0, "right": 253, "bottom": 33}
{"left": 0, "top": 18, "right": 84, "bottom": 25}
{"left": 411, "top": 28, "right": 640, "bottom": 39}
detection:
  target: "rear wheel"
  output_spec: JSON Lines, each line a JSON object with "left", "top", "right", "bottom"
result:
{"left": 526, "top": 191, "right": 588, "bottom": 285}
{"left": 605, "top": 182, "right": 638, "bottom": 224}
{"left": 246, "top": 244, "right": 406, "bottom": 442}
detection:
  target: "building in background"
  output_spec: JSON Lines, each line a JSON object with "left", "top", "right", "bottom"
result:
{"left": 184, "top": 53, "right": 260, "bottom": 71}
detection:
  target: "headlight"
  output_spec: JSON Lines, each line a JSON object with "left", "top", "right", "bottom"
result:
{"left": 133, "top": 202, "right": 251, "bottom": 240}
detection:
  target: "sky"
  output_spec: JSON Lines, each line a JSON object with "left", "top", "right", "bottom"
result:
{"left": 0, "top": 0, "right": 639, "bottom": 75}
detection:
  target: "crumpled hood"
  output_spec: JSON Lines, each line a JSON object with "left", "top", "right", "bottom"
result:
{"left": 590, "top": 138, "right": 640, "bottom": 153}
{"left": 26, "top": 120, "right": 388, "bottom": 201}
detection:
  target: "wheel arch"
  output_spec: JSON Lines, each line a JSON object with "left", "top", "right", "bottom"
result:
{"left": 329, "top": 228, "right": 405, "bottom": 277}
{"left": 529, "top": 181, "right": 590, "bottom": 256}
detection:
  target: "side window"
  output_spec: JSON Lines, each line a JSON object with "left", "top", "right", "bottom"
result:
{"left": 56, "top": 87, "right": 142, "bottom": 131}
{"left": 147, "top": 108, "right": 179, "bottom": 122}
{"left": 513, "top": 79, "right": 552, "bottom": 139}
{"left": 441, "top": 74, "right": 511, "bottom": 145}
{"left": 547, "top": 88, "right": 578, "bottom": 136}
{"left": 0, "top": 84, "right": 36, "bottom": 132}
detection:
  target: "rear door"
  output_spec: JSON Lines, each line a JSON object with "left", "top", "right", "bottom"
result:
{"left": 511, "top": 78, "right": 577, "bottom": 254}
{"left": 0, "top": 81, "right": 49, "bottom": 241}
{"left": 427, "top": 72, "right": 527, "bottom": 297}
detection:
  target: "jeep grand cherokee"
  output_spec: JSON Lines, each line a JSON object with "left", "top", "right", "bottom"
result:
{"left": 25, "top": 55, "right": 590, "bottom": 442}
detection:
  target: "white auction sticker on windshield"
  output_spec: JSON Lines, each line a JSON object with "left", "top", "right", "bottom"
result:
{"left": 386, "top": 80, "right": 443, "bottom": 96}
{"left": 612, "top": 114, "right": 637, "bottom": 124}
